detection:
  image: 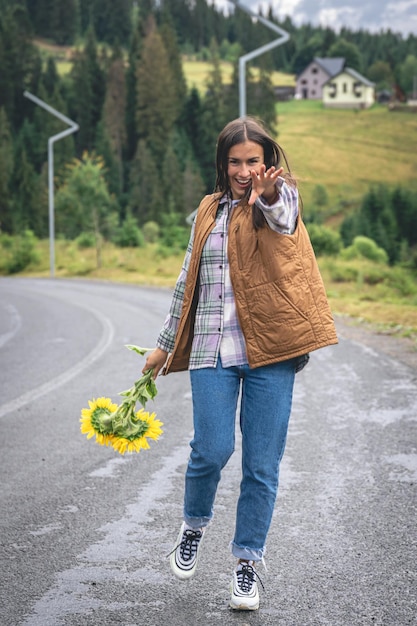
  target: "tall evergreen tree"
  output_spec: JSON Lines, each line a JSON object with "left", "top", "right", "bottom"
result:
{"left": 251, "top": 65, "right": 277, "bottom": 134}
{"left": 69, "top": 27, "right": 106, "bottom": 153}
{"left": 102, "top": 46, "right": 126, "bottom": 194}
{"left": 10, "top": 147, "right": 45, "bottom": 235}
{"left": 128, "top": 139, "right": 163, "bottom": 225}
{"left": 26, "top": 0, "right": 78, "bottom": 44}
{"left": 135, "top": 18, "right": 178, "bottom": 163}
{"left": 159, "top": 19, "right": 187, "bottom": 118}
{"left": 125, "top": 20, "right": 143, "bottom": 161}
{"left": 199, "top": 44, "right": 229, "bottom": 190}
{"left": 92, "top": 0, "right": 131, "bottom": 45}
{"left": 0, "top": 3, "right": 41, "bottom": 131}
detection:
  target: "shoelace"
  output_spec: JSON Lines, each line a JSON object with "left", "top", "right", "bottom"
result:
{"left": 236, "top": 562, "right": 265, "bottom": 592}
{"left": 168, "top": 529, "right": 203, "bottom": 562}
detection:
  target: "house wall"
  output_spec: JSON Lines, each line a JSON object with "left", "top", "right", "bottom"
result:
{"left": 323, "top": 73, "right": 375, "bottom": 109}
{"left": 295, "top": 62, "right": 330, "bottom": 100}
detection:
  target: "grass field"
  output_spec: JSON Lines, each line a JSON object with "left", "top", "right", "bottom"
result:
{"left": 182, "top": 58, "right": 295, "bottom": 92}
{"left": 274, "top": 100, "right": 417, "bottom": 219}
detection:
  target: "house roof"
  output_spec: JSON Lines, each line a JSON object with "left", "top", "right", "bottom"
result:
{"left": 324, "top": 67, "right": 375, "bottom": 87}
{"left": 314, "top": 57, "right": 345, "bottom": 76}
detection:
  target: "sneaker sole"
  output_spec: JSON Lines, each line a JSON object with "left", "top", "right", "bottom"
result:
{"left": 230, "top": 583, "right": 259, "bottom": 611}
{"left": 229, "top": 599, "right": 260, "bottom": 611}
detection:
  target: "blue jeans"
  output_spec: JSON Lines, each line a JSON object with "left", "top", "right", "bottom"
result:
{"left": 184, "top": 357, "right": 296, "bottom": 561}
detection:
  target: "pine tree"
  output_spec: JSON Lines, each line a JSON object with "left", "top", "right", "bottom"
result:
{"left": 10, "top": 147, "right": 45, "bottom": 235}
{"left": 159, "top": 19, "right": 187, "bottom": 118}
{"left": 198, "top": 42, "right": 228, "bottom": 190}
{"left": 0, "top": 4, "right": 42, "bottom": 131}
{"left": 251, "top": 65, "right": 277, "bottom": 134}
{"left": 125, "top": 20, "right": 142, "bottom": 161}
{"left": 135, "top": 18, "right": 178, "bottom": 163}
{"left": 102, "top": 46, "right": 126, "bottom": 195}
{"left": 69, "top": 27, "right": 106, "bottom": 153}
{"left": 92, "top": 0, "right": 131, "bottom": 45}
{"left": 128, "top": 139, "right": 163, "bottom": 225}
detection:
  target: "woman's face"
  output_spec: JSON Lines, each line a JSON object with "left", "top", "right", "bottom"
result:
{"left": 227, "top": 140, "right": 264, "bottom": 200}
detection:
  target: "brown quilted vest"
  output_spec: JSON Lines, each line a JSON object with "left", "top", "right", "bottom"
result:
{"left": 164, "top": 193, "right": 338, "bottom": 374}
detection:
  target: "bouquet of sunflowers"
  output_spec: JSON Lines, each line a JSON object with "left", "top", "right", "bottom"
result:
{"left": 80, "top": 346, "right": 163, "bottom": 455}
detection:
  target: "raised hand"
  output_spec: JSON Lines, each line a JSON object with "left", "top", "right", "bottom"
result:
{"left": 249, "top": 165, "right": 284, "bottom": 205}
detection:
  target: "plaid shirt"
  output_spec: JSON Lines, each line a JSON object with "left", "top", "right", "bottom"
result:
{"left": 157, "top": 179, "right": 299, "bottom": 369}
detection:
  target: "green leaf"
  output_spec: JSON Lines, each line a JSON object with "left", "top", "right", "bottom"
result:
{"left": 125, "top": 345, "right": 153, "bottom": 356}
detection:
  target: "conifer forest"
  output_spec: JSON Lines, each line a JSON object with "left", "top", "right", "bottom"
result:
{"left": 1, "top": 0, "right": 417, "bottom": 270}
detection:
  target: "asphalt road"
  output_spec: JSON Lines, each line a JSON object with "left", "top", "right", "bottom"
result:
{"left": 0, "top": 277, "right": 416, "bottom": 626}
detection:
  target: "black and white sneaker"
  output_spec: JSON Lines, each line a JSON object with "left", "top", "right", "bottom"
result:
{"left": 169, "top": 522, "right": 205, "bottom": 580}
{"left": 230, "top": 560, "right": 262, "bottom": 610}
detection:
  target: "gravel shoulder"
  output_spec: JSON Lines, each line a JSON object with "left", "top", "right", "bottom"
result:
{"left": 335, "top": 314, "right": 417, "bottom": 374}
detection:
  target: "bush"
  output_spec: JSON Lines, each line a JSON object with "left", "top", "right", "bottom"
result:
{"left": 142, "top": 221, "right": 160, "bottom": 243}
{"left": 1, "top": 230, "right": 40, "bottom": 274}
{"left": 385, "top": 267, "right": 417, "bottom": 297}
{"left": 114, "top": 214, "right": 144, "bottom": 248}
{"left": 159, "top": 212, "right": 190, "bottom": 252}
{"left": 76, "top": 232, "right": 96, "bottom": 248}
{"left": 306, "top": 223, "right": 342, "bottom": 256}
{"left": 361, "top": 266, "right": 387, "bottom": 285}
{"left": 341, "top": 236, "right": 388, "bottom": 264}
{"left": 327, "top": 264, "right": 359, "bottom": 283}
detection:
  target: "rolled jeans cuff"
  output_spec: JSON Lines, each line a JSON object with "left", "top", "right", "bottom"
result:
{"left": 230, "top": 540, "right": 265, "bottom": 562}
{"left": 183, "top": 512, "right": 212, "bottom": 530}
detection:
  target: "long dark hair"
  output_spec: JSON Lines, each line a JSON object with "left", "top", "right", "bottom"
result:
{"left": 214, "top": 116, "right": 296, "bottom": 229}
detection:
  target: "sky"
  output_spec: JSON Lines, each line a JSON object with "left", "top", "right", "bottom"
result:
{"left": 212, "top": 0, "right": 417, "bottom": 37}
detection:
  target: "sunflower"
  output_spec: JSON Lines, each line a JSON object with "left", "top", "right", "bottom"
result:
{"left": 80, "top": 397, "right": 118, "bottom": 447}
{"left": 111, "top": 408, "right": 163, "bottom": 455}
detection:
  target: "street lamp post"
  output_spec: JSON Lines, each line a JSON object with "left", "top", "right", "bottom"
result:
{"left": 228, "top": 0, "right": 290, "bottom": 118}
{"left": 23, "top": 91, "right": 79, "bottom": 277}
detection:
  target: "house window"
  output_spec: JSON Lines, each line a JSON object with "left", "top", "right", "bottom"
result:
{"left": 301, "top": 79, "right": 307, "bottom": 84}
{"left": 312, "top": 67, "right": 318, "bottom": 73}
{"left": 353, "top": 82, "right": 362, "bottom": 97}
{"left": 343, "top": 83, "right": 347, "bottom": 93}
{"left": 312, "top": 90, "right": 316, "bottom": 96}
{"left": 329, "top": 83, "right": 337, "bottom": 98}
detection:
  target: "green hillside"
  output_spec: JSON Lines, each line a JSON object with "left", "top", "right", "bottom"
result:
{"left": 275, "top": 101, "right": 417, "bottom": 222}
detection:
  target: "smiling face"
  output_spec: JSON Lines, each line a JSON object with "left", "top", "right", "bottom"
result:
{"left": 227, "top": 141, "right": 265, "bottom": 200}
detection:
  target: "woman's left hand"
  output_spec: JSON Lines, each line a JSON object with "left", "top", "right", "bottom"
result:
{"left": 249, "top": 165, "right": 283, "bottom": 205}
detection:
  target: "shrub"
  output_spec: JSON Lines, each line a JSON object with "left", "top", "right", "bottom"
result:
{"left": 114, "top": 214, "right": 144, "bottom": 248}
{"left": 341, "top": 236, "right": 388, "bottom": 264}
{"left": 362, "top": 267, "right": 387, "bottom": 285}
{"left": 327, "top": 264, "right": 359, "bottom": 283}
{"left": 2, "top": 230, "right": 40, "bottom": 274}
{"left": 385, "top": 267, "right": 417, "bottom": 297}
{"left": 142, "top": 221, "right": 160, "bottom": 243}
{"left": 306, "top": 223, "right": 342, "bottom": 256}
{"left": 76, "top": 232, "right": 96, "bottom": 248}
{"left": 159, "top": 212, "right": 190, "bottom": 252}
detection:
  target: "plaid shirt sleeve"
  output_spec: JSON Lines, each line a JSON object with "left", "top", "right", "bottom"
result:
{"left": 255, "top": 178, "right": 299, "bottom": 234}
{"left": 156, "top": 220, "right": 196, "bottom": 353}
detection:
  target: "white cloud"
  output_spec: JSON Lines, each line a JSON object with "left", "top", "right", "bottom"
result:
{"left": 211, "top": 0, "right": 417, "bottom": 35}
{"left": 318, "top": 7, "right": 364, "bottom": 32}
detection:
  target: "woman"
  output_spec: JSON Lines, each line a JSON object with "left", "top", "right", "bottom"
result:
{"left": 143, "top": 116, "right": 338, "bottom": 611}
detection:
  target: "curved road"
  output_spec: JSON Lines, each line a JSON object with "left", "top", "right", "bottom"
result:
{"left": 0, "top": 277, "right": 416, "bottom": 626}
